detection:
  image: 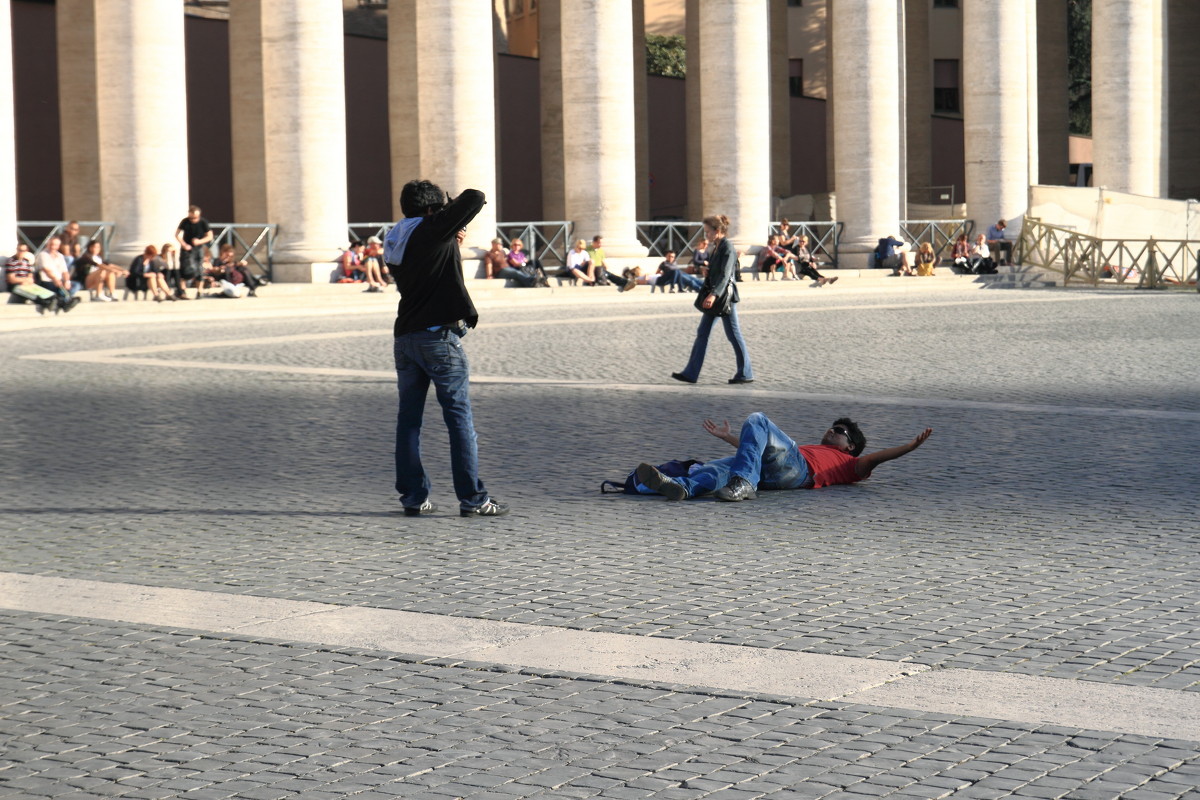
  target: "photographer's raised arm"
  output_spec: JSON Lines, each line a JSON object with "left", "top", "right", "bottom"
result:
{"left": 854, "top": 428, "right": 933, "bottom": 478}
{"left": 427, "top": 189, "right": 486, "bottom": 241}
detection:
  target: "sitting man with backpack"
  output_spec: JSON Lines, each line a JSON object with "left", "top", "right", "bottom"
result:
{"left": 636, "top": 414, "right": 932, "bottom": 503}
{"left": 874, "top": 235, "right": 912, "bottom": 275}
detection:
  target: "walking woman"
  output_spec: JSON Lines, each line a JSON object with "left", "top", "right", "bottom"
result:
{"left": 671, "top": 214, "right": 754, "bottom": 385}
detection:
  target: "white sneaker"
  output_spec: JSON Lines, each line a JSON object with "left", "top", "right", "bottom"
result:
{"left": 108, "top": 294, "right": 120, "bottom": 302}
{"left": 96, "top": 294, "right": 113, "bottom": 302}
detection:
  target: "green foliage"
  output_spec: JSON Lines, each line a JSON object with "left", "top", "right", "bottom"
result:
{"left": 646, "top": 34, "right": 686, "bottom": 78}
{"left": 1067, "top": 0, "right": 1091, "bottom": 136}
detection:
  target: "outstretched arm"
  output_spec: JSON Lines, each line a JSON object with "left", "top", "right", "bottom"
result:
{"left": 702, "top": 418, "right": 739, "bottom": 448}
{"left": 854, "top": 428, "right": 933, "bottom": 477}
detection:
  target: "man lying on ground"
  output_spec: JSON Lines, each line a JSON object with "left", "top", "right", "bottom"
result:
{"left": 637, "top": 413, "right": 932, "bottom": 502}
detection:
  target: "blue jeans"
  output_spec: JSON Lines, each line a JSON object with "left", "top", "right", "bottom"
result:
{"left": 678, "top": 303, "right": 753, "bottom": 382}
{"left": 394, "top": 330, "right": 488, "bottom": 509}
{"left": 671, "top": 271, "right": 703, "bottom": 292}
{"left": 675, "top": 413, "right": 809, "bottom": 498}
{"left": 496, "top": 265, "right": 536, "bottom": 287}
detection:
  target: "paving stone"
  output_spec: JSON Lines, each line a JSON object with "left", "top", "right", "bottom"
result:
{"left": 3, "top": 292, "right": 1200, "bottom": 798}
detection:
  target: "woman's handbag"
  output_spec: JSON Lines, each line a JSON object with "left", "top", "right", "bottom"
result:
{"left": 695, "top": 284, "right": 734, "bottom": 317}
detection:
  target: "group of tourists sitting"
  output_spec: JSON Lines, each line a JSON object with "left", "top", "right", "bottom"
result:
{"left": 6, "top": 225, "right": 262, "bottom": 316}
{"left": 876, "top": 220, "right": 1012, "bottom": 277}
{"left": 755, "top": 221, "right": 838, "bottom": 285}
{"left": 337, "top": 237, "right": 392, "bottom": 292}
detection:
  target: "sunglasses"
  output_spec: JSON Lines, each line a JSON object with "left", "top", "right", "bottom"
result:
{"left": 831, "top": 425, "right": 853, "bottom": 440}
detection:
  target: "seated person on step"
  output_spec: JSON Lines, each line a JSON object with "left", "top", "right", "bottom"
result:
{"left": 874, "top": 235, "right": 912, "bottom": 275}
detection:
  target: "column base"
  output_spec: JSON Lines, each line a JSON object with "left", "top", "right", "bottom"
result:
{"left": 271, "top": 260, "right": 344, "bottom": 284}
{"left": 837, "top": 241, "right": 888, "bottom": 271}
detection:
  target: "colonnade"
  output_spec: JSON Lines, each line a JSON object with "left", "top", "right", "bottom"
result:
{"left": 0, "top": 0, "right": 1182, "bottom": 274}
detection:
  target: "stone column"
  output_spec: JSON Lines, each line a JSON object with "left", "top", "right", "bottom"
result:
{"left": 699, "top": 0, "right": 771, "bottom": 253}
{"left": 831, "top": 0, "right": 901, "bottom": 266}
{"left": 56, "top": 0, "right": 102, "bottom": 221}
{"left": 1037, "top": 0, "right": 1069, "bottom": 186}
{"left": 1093, "top": 0, "right": 1167, "bottom": 197}
{"left": 229, "top": 0, "right": 267, "bottom": 223}
{"left": 1025, "top": 0, "right": 1039, "bottom": 189}
{"left": 770, "top": 0, "right": 790, "bottom": 202}
{"left": 94, "top": 0, "right": 189, "bottom": 262}
{"left": 685, "top": 0, "right": 702, "bottom": 220}
{"left": 415, "top": 0, "right": 498, "bottom": 257}
{"left": 0, "top": 0, "right": 15, "bottom": 255}
{"left": 561, "top": 0, "right": 643, "bottom": 256}
{"left": 963, "top": 0, "right": 1030, "bottom": 236}
{"left": 260, "top": 0, "right": 349, "bottom": 282}
{"left": 539, "top": 0, "right": 566, "bottom": 220}
{"left": 387, "top": 0, "right": 421, "bottom": 222}
{"left": 904, "top": 0, "right": 932, "bottom": 205}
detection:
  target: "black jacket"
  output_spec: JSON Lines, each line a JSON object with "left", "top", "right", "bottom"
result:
{"left": 392, "top": 190, "right": 485, "bottom": 337}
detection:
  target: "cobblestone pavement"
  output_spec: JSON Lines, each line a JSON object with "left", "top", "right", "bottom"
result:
{"left": 4, "top": 614, "right": 1199, "bottom": 800}
{"left": 3, "top": 287, "right": 1200, "bottom": 797}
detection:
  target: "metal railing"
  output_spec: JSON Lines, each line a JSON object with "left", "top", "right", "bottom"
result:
{"left": 348, "top": 221, "right": 577, "bottom": 270}
{"left": 496, "top": 222, "right": 574, "bottom": 268}
{"left": 210, "top": 224, "right": 277, "bottom": 280}
{"left": 1019, "top": 216, "right": 1200, "bottom": 289}
{"left": 18, "top": 221, "right": 115, "bottom": 255}
{"left": 769, "top": 221, "right": 843, "bottom": 268}
{"left": 637, "top": 221, "right": 706, "bottom": 259}
{"left": 348, "top": 223, "right": 391, "bottom": 244}
{"left": 900, "top": 219, "right": 976, "bottom": 262}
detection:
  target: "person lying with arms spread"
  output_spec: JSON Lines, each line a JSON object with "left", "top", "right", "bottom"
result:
{"left": 637, "top": 413, "right": 932, "bottom": 502}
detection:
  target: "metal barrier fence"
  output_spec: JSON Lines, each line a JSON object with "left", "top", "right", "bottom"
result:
{"left": 899, "top": 219, "right": 975, "bottom": 262}
{"left": 496, "top": 222, "right": 574, "bottom": 268}
{"left": 635, "top": 220, "right": 844, "bottom": 267}
{"left": 18, "top": 221, "right": 115, "bottom": 255}
{"left": 637, "top": 221, "right": 705, "bottom": 260}
{"left": 349, "top": 223, "right": 391, "bottom": 244}
{"left": 768, "top": 221, "right": 842, "bottom": 267}
{"left": 1019, "top": 216, "right": 1200, "bottom": 289}
{"left": 211, "top": 224, "right": 277, "bottom": 280}
{"left": 348, "top": 221, "right": 577, "bottom": 270}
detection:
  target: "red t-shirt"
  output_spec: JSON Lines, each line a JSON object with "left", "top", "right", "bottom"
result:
{"left": 799, "top": 445, "right": 865, "bottom": 488}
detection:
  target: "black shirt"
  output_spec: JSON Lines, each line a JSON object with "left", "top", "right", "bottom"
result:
{"left": 392, "top": 190, "right": 485, "bottom": 337}
{"left": 73, "top": 253, "right": 100, "bottom": 283}
{"left": 177, "top": 217, "right": 211, "bottom": 246}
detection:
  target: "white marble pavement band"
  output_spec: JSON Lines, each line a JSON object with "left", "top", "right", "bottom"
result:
{"left": 2, "top": 572, "right": 1197, "bottom": 742}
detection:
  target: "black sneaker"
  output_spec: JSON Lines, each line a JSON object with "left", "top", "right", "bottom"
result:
{"left": 403, "top": 500, "right": 437, "bottom": 517}
{"left": 636, "top": 463, "right": 687, "bottom": 501}
{"left": 460, "top": 498, "right": 509, "bottom": 517}
{"left": 62, "top": 296, "right": 82, "bottom": 313}
{"left": 714, "top": 475, "right": 757, "bottom": 502}
{"left": 671, "top": 372, "right": 696, "bottom": 384}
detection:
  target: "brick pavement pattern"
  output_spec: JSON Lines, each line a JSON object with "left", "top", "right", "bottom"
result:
{"left": 3, "top": 613, "right": 1199, "bottom": 800}
{"left": 2, "top": 287, "right": 1199, "bottom": 797}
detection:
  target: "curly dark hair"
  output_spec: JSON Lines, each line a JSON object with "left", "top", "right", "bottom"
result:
{"left": 833, "top": 417, "right": 866, "bottom": 456}
{"left": 399, "top": 179, "right": 446, "bottom": 218}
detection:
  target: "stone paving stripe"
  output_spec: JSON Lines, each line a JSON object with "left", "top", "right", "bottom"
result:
{"left": 23, "top": 343, "right": 1200, "bottom": 422}
{"left": 3, "top": 572, "right": 1198, "bottom": 742}
{"left": 850, "top": 669, "right": 1200, "bottom": 742}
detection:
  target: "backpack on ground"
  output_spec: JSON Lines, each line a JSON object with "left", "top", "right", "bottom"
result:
{"left": 601, "top": 459, "right": 704, "bottom": 494}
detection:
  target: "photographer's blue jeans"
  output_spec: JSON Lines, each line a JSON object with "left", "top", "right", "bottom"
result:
{"left": 675, "top": 412, "right": 809, "bottom": 498}
{"left": 678, "top": 303, "right": 753, "bottom": 382}
{"left": 394, "top": 330, "right": 488, "bottom": 509}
